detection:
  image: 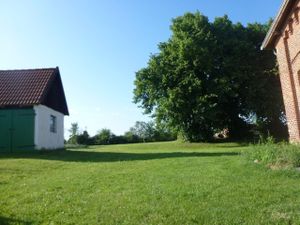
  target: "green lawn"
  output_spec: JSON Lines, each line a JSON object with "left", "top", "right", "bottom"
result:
{"left": 1, "top": 142, "right": 300, "bottom": 225}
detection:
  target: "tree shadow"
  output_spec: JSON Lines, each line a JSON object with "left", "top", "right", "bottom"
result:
{"left": 183, "top": 143, "right": 247, "bottom": 149}
{"left": 0, "top": 216, "right": 32, "bottom": 225}
{"left": 0, "top": 150, "right": 239, "bottom": 163}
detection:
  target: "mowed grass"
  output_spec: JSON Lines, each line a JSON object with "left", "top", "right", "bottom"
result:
{"left": 1, "top": 142, "right": 300, "bottom": 225}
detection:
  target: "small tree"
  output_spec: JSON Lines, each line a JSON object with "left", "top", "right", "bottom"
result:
{"left": 123, "top": 131, "right": 141, "bottom": 143}
{"left": 77, "top": 130, "right": 91, "bottom": 145}
{"left": 129, "top": 121, "right": 156, "bottom": 142}
{"left": 95, "top": 129, "right": 114, "bottom": 145}
{"left": 68, "top": 122, "right": 79, "bottom": 144}
{"left": 128, "top": 121, "right": 176, "bottom": 142}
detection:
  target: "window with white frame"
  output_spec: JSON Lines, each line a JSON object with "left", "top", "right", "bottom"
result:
{"left": 50, "top": 115, "right": 57, "bottom": 133}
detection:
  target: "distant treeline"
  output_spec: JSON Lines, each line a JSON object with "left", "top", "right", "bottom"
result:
{"left": 66, "top": 121, "right": 177, "bottom": 145}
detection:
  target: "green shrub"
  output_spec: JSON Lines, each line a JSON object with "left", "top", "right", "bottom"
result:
{"left": 244, "top": 137, "right": 300, "bottom": 169}
{"left": 65, "top": 144, "right": 88, "bottom": 149}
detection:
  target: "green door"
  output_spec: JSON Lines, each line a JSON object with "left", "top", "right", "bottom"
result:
{"left": 0, "top": 110, "right": 12, "bottom": 152}
{"left": 0, "top": 109, "right": 35, "bottom": 152}
{"left": 12, "top": 109, "right": 35, "bottom": 151}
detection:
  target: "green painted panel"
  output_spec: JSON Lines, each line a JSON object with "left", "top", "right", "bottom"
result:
{"left": 12, "top": 109, "right": 35, "bottom": 151}
{"left": 0, "top": 108, "right": 35, "bottom": 152}
{"left": 0, "top": 110, "right": 12, "bottom": 152}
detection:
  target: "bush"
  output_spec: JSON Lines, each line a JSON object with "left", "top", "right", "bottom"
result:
{"left": 110, "top": 135, "right": 128, "bottom": 144}
{"left": 94, "top": 129, "right": 114, "bottom": 145}
{"left": 123, "top": 131, "right": 141, "bottom": 143}
{"left": 244, "top": 137, "right": 300, "bottom": 169}
{"left": 77, "top": 131, "right": 93, "bottom": 145}
{"left": 65, "top": 144, "right": 89, "bottom": 149}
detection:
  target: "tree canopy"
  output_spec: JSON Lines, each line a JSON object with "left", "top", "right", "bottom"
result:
{"left": 134, "top": 12, "right": 286, "bottom": 141}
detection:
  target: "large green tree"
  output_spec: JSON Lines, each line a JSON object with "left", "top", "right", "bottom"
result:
{"left": 134, "top": 12, "right": 286, "bottom": 141}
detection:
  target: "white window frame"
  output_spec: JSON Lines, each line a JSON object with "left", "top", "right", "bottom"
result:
{"left": 50, "top": 115, "right": 57, "bottom": 133}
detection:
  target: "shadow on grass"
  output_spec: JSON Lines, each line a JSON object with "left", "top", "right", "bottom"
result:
{"left": 0, "top": 216, "right": 32, "bottom": 225}
{"left": 0, "top": 150, "right": 239, "bottom": 163}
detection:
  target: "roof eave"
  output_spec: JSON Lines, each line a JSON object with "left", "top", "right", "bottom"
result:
{"left": 56, "top": 67, "right": 70, "bottom": 116}
{"left": 261, "top": 0, "right": 295, "bottom": 50}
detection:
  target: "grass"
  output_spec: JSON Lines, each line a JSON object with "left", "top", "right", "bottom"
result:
{"left": 1, "top": 141, "right": 300, "bottom": 224}
{"left": 244, "top": 137, "right": 300, "bottom": 169}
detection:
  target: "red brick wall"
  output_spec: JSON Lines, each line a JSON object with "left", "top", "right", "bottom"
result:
{"left": 276, "top": 0, "right": 300, "bottom": 142}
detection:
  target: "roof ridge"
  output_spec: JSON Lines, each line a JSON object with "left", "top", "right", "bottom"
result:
{"left": 0, "top": 67, "right": 58, "bottom": 72}
{"left": 0, "top": 67, "right": 68, "bottom": 115}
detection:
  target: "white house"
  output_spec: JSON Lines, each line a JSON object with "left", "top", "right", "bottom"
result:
{"left": 0, "top": 67, "right": 69, "bottom": 151}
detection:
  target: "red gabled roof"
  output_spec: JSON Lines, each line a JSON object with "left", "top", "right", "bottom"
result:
{"left": 0, "top": 67, "right": 69, "bottom": 115}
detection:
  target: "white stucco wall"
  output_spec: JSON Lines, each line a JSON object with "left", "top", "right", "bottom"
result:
{"left": 34, "top": 105, "right": 64, "bottom": 150}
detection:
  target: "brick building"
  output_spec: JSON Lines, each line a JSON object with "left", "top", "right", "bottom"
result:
{"left": 262, "top": 0, "right": 300, "bottom": 142}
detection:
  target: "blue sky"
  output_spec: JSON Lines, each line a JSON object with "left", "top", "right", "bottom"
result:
{"left": 0, "top": 0, "right": 282, "bottom": 137}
